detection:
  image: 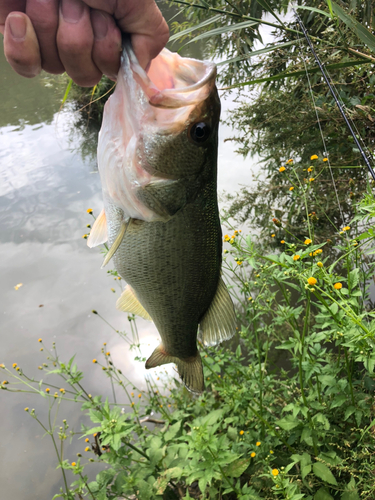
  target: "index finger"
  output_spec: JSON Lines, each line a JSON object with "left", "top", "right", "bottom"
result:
{"left": 0, "top": 0, "right": 26, "bottom": 33}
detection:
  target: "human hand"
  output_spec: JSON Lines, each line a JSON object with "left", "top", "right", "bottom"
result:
{"left": 0, "top": 0, "right": 169, "bottom": 86}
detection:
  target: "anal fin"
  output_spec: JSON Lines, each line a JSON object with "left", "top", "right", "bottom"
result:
{"left": 87, "top": 208, "right": 107, "bottom": 248}
{"left": 199, "top": 277, "right": 236, "bottom": 346}
{"left": 101, "top": 219, "right": 130, "bottom": 268}
{"left": 146, "top": 344, "right": 204, "bottom": 394}
{"left": 116, "top": 284, "right": 152, "bottom": 321}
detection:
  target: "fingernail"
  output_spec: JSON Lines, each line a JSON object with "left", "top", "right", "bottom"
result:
{"left": 8, "top": 14, "right": 27, "bottom": 40}
{"left": 61, "top": 0, "right": 84, "bottom": 24}
{"left": 91, "top": 11, "right": 108, "bottom": 40}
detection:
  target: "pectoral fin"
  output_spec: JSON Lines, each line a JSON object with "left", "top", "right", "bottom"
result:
{"left": 146, "top": 344, "right": 204, "bottom": 393}
{"left": 199, "top": 277, "right": 236, "bottom": 346}
{"left": 136, "top": 179, "right": 187, "bottom": 220}
{"left": 101, "top": 219, "right": 130, "bottom": 268}
{"left": 87, "top": 208, "right": 107, "bottom": 248}
{"left": 116, "top": 285, "right": 152, "bottom": 321}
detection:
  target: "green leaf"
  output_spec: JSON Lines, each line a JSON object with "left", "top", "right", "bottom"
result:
{"left": 61, "top": 78, "right": 73, "bottom": 105}
{"left": 329, "top": 303, "right": 338, "bottom": 315}
{"left": 331, "top": 1, "right": 375, "bottom": 53}
{"left": 169, "top": 14, "right": 222, "bottom": 41}
{"left": 224, "top": 458, "right": 250, "bottom": 478}
{"left": 254, "top": 0, "right": 285, "bottom": 26}
{"left": 348, "top": 268, "right": 360, "bottom": 289}
{"left": 217, "top": 41, "right": 295, "bottom": 66}
{"left": 315, "top": 488, "right": 334, "bottom": 500}
{"left": 297, "top": 5, "right": 331, "bottom": 18}
{"left": 186, "top": 19, "right": 258, "bottom": 45}
{"left": 302, "top": 464, "right": 312, "bottom": 480}
{"left": 276, "top": 415, "right": 300, "bottom": 430}
{"left": 222, "top": 59, "right": 372, "bottom": 89}
{"left": 341, "top": 477, "right": 360, "bottom": 500}
{"left": 164, "top": 421, "right": 181, "bottom": 442}
{"left": 330, "top": 394, "right": 347, "bottom": 408}
{"left": 344, "top": 405, "right": 356, "bottom": 420}
{"left": 313, "top": 462, "right": 338, "bottom": 486}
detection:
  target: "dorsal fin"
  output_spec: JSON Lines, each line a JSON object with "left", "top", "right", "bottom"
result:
{"left": 87, "top": 208, "right": 107, "bottom": 248}
{"left": 101, "top": 219, "right": 131, "bottom": 268}
{"left": 116, "top": 284, "right": 152, "bottom": 321}
{"left": 199, "top": 277, "right": 236, "bottom": 346}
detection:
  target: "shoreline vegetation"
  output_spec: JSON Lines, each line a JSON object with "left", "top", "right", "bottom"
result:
{"left": 3, "top": 1, "right": 375, "bottom": 498}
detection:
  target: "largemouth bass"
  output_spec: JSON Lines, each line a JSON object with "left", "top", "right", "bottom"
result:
{"left": 88, "top": 40, "right": 236, "bottom": 393}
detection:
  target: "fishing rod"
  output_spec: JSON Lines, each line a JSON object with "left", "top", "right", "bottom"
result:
{"left": 293, "top": 8, "right": 375, "bottom": 182}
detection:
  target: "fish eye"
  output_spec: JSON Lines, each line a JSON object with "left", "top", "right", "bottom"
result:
{"left": 188, "top": 122, "right": 210, "bottom": 145}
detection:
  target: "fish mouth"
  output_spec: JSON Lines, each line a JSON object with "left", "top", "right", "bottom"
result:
{"left": 124, "top": 39, "right": 217, "bottom": 109}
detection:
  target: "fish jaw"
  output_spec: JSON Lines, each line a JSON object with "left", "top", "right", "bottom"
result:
{"left": 97, "top": 40, "right": 219, "bottom": 222}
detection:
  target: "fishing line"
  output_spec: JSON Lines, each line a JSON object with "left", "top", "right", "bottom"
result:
{"left": 293, "top": 8, "right": 375, "bottom": 183}
{"left": 294, "top": 12, "right": 346, "bottom": 228}
{"left": 321, "top": 63, "right": 375, "bottom": 170}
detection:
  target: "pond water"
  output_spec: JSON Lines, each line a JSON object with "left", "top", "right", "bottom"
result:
{"left": 0, "top": 18, "right": 256, "bottom": 500}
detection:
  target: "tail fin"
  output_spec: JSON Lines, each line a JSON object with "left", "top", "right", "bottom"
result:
{"left": 146, "top": 344, "right": 204, "bottom": 394}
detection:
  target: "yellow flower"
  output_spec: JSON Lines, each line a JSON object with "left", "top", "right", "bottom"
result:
{"left": 279, "top": 166, "right": 286, "bottom": 172}
{"left": 92, "top": 359, "right": 97, "bottom": 363}
{"left": 309, "top": 177, "right": 315, "bottom": 182}
{"left": 287, "top": 159, "right": 293, "bottom": 164}
{"left": 71, "top": 462, "right": 76, "bottom": 467}
{"left": 45, "top": 388, "right": 50, "bottom": 393}
{"left": 87, "top": 208, "right": 93, "bottom": 214}
{"left": 131, "top": 392, "right": 134, "bottom": 397}
{"left": 60, "top": 388, "right": 65, "bottom": 393}
{"left": 307, "top": 167, "right": 313, "bottom": 172}
{"left": 289, "top": 186, "right": 294, "bottom": 191}
{"left": 323, "top": 157, "right": 328, "bottom": 162}
{"left": 237, "top": 261, "right": 243, "bottom": 265}
{"left": 138, "top": 394, "right": 142, "bottom": 398}
{"left": 106, "top": 352, "right": 110, "bottom": 356}
{"left": 85, "top": 447, "right": 90, "bottom": 452}
{"left": 224, "top": 235, "right": 230, "bottom": 242}
{"left": 131, "top": 402, "right": 135, "bottom": 407}
{"left": 12, "top": 363, "right": 17, "bottom": 368}
{"left": 38, "top": 338, "right": 42, "bottom": 343}
{"left": 272, "top": 469, "right": 279, "bottom": 476}
{"left": 317, "top": 262, "right": 323, "bottom": 268}
{"left": 271, "top": 234, "right": 275, "bottom": 238}
{"left": 281, "top": 240, "right": 285, "bottom": 244}
{"left": 316, "top": 248, "right": 323, "bottom": 254}
{"left": 24, "top": 407, "right": 29, "bottom": 412}
{"left": 334, "top": 283, "right": 342, "bottom": 290}
{"left": 239, "top": 430, "right": 244, "bottom": 435}
{"left": 85, "top": 438, "right": 90, "bottom": 443}
{"left": 342, "top": 226, "right": 350, "bottom": 231}
{"left": 293, "top": 255, "right": 300, "bottom": 261}
{"left": 251, "top": 452, "right": 256, "bottom": 458}
{"left": 230, "top": 238, "right": 235, "bottom": 244}
{"left": 309, "top": 252, "right": 313, "bottom": 257}
{"left": 256, "top": 441, "right": 261, "bottom": 446}
{"left": 304, "top": 238, "right": 312, "bottom": 244}
{"left": 310, "top": 154, "right": 318, "bottom": 160}
{"left": 270, "top": 450, "right": 274, "bottom": 454}
{"left": 307, "top": 277, "right": 317, "bottom": 286}
{"left": 82, "top": 234, "right": 88, "bottom": 239}
{"left": 234, "top": 230, "right": 239, "bottom": 235}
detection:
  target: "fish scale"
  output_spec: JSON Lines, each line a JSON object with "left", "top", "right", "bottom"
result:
{"left": 109, "top": 178, "right": 222, "bottom": 359}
